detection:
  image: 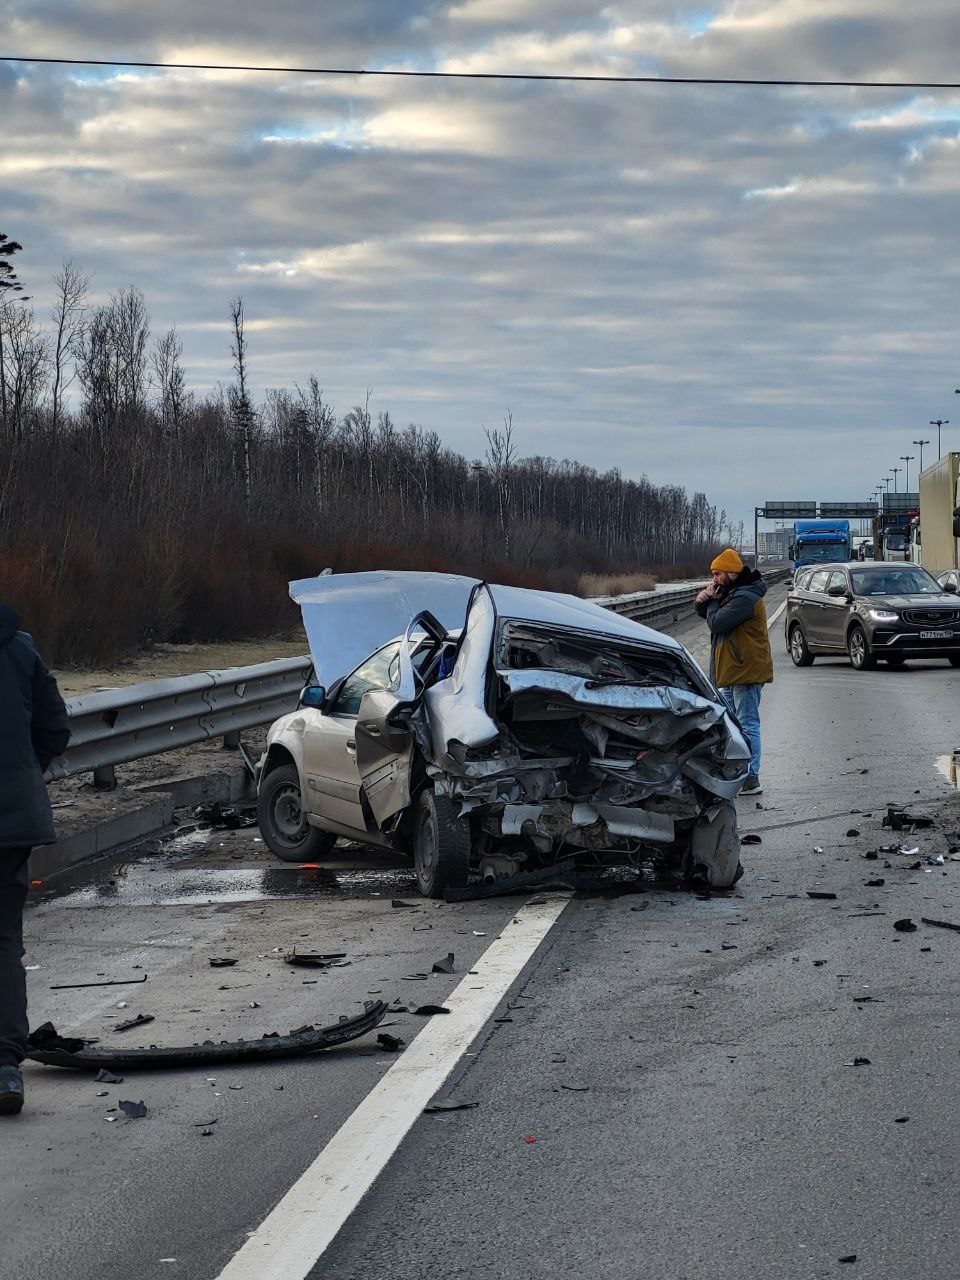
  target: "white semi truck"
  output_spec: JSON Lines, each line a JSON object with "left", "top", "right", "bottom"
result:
{"left": 917, "top": 452, "right": 960, "bottom": 573}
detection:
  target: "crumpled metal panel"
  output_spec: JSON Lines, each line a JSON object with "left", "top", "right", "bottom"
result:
{"left": 682, "top": 756, "right": 745, "bottom": 800}
{"left": 424, "top": 584, "right": 499, "bottom": 755}
{"left": 500, "top": 803, "right": 546, "bottom": 834}
{"left": 569, "top": 803, "right": 676, "bottom": 841}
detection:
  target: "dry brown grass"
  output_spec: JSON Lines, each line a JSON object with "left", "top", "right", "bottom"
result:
{"left": 578, "top": 570, "right": 657, "bottom": 598}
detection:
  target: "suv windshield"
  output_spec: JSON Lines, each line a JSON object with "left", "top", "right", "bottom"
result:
{"left": 850, "top": 568, "right": 944, "bottom": 596}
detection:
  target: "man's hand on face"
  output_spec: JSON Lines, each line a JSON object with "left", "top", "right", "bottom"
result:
{"left": 696, "top": 583, "right": 718, "bottom": 603}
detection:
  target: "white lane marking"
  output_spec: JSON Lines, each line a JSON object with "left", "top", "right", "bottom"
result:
{"left": 767, "top": 599, "right": 787, "bottom": 630}
{"left": 215, "top": 893, "right": 572, "bottom": 1280}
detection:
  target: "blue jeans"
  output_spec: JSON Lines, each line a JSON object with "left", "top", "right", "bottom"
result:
{"left": 720, "top": 683, "right": 763, "bottom": 779}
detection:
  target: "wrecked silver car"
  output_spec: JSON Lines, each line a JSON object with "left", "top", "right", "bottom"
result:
{"left": 256, "top": 572, "right": 750, "bottom": 896}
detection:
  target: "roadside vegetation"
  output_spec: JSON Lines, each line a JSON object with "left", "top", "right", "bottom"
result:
{"left": 0, "top": 249, "right": 731, "bottom": 666}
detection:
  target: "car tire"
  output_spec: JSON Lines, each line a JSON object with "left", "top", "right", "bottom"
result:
{"left": 847, "top": 624, "right": 876, "bottom": 670}
{"left": 884, "top": 653, "right": 906, "bottom": 666}
{"left": 413, "top": 787, "right": 471, "bottom": 899}
{"left": 257, "top": 764, "right": 337, "bottom": 863}
{"left": 788, "top": 623, "right": 815, "bottom": 666}
{"left": 949, "top": 656, "right": 960, "bottom": 668}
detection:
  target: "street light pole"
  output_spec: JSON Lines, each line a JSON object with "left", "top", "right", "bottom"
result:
{"left": 930, "top": 418, "right": 949, "bottom": 459}
{"left": 899, "top": 455, "right": 914, "bottom": 492}
{"left": 882, "top": 477, "right": 891, "bottom": 494}
{"left": 890, "top": 467, "right": 901, "bottom": 493}
{"left": 912, "top": 438, "right": 930, "bottom": 476}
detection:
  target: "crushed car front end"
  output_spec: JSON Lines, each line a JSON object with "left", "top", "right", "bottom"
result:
{"left": 292, "top": 572, "right": 751, "bottom": 893}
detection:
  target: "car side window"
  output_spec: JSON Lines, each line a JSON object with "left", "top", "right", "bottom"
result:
{"left": 808, "top": 570, "right": 830, "bottom": 594}
{"left": 826, "top": 570, "right": 848, "bottom": 595}
{"left": 330, "top": 643, "right": 401, "bottom": 717}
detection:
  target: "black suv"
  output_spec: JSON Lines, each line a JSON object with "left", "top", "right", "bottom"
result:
{"left": 785, "top": 562, "right": 960, "bottom": 670}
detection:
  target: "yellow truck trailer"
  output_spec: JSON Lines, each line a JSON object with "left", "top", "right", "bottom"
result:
{"left": 918, "top": 452, "right": 960, "bottom": 573}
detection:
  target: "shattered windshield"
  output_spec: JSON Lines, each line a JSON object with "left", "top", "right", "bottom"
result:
{"left": 850, "top": 568, "right": 943, "bottom": 596}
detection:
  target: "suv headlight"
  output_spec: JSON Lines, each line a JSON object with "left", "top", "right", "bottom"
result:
{"left": 867, "top": 609, "right": 898, "bottom": 622}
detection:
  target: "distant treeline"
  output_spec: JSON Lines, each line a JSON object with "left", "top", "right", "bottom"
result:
{"left": 0, "top": 273, "right": 730, "bottom": 666}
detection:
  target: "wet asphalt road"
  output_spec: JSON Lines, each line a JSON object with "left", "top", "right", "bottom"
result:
{"left": 5, "top": 586, "right": 960, "bottom": 1280}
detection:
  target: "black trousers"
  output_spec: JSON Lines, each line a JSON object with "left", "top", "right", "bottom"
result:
{"left": 0, "top": 847, "right": 30, "bottom": 1067}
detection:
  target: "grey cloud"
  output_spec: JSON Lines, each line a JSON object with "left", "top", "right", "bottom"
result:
{"left": 2, "top": 1, "right": 959, "bottom": 530}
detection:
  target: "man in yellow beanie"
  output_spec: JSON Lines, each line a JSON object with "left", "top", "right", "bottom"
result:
{"left": 695, "top": 548, "right": 773, "bottom": 794}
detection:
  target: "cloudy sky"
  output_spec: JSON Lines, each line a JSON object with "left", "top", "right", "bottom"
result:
{"left": 2, "top": 1, "right": 960, "bottom": 530}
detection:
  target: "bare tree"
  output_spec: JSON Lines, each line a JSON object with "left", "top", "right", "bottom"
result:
{"left": 152, "top": 326, "right": 187, "bottom": 431}
{"left": 229, "top": 296, "right": 255, "bottom": 502}
{"left": 50, "top": 260, "right": 89, "bottom": 430}
{"left": 484, "top": 411, "right": 517, "bottom": 561}
{"left": 0, "top": 303, "right": 48, "bottom": 442}
{"left": 0, "top": 232, "right": 27, "bottom": 430}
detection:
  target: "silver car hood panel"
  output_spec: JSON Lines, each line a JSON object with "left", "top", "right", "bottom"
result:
{"left": 290, "top": 570, "right": 479, "bottom": 690}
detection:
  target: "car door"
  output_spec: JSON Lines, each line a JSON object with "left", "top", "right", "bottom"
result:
{"left": 301, "top": 641, "right": 401, "bottom": 833}
{"left": 354, "top": 612, "right": 449, "bottom": 827}
{"left": 819, "top": 569, "right": 852, "bottom": 650}
{"left": 801, "top": 569, "right": 832, "bottom": 647}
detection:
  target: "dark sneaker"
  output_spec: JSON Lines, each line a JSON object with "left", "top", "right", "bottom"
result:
{"left": 0, "top": 1066, "right": 24, "bottom": 1116}
{"left": 740, "top": 774, "right": 763, "bottom": 795}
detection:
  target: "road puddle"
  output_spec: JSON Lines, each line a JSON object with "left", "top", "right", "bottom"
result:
{"left": 935, "top": 752, "right": 960, "bottom": 790}
{"left": 30, "top": 844, "right": 418, "bottom": 910}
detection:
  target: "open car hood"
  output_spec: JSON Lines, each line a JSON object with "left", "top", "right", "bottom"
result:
{"left": 290, "top": 571, "right": 479, "bottom": 689}
{"left": 290, "top": 571, "right": 684, "bottom": 689}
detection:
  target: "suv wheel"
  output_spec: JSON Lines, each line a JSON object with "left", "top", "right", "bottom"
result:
{"left": 847, "top": 624, "right": 876, "bottom": 671}
{"left": 414, "top": 788, "right": 471, "bottom": 899}
{"left": 788, "top": 623, "right": 815, "bottom": 666}
{"left": 257, "top": 764, "right": 336, "bottom": 862}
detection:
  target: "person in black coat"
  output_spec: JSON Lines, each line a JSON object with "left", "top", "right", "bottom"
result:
{"left": 0, "top": 602, "right": 69, "bottom": 1114}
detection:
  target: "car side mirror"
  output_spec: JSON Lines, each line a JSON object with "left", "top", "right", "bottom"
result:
{"left": 943, "top": 582, "right": 958, "bottom": 594}
{"left": 301, "top": 685, "right": 326, "bottom": 710}
{"left": 827, "top": 585, "right": 848, "bottom": 597}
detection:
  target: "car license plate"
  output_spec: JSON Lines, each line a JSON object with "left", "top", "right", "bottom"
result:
{"left": 919, "top": 630, "right": 951, "bottom": 640}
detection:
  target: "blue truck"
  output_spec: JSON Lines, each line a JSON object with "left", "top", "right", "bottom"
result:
{"left": 790, "top": 518, "right": 852, "bottom": 569}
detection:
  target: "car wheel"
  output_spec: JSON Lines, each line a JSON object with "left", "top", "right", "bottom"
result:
{"left": 413, "top": 788, "right": 471, "bottom": 899}
{"left": 884, "top": 653, "right": 906, "bottom": 666}
{"left": 788, "top": 623, "right": 815, "bottom": 666}
{"left": 257, "top": 764, "right": 336, "bottom": 863}
{"left": 949, "top": 656, "right": 960, "bottom": 668}
{"left": 847, "top": 624, "right": 876, "bottom": 670}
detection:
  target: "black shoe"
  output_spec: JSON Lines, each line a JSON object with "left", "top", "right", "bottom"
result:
{"left": 740, "top": 774, "right": 763, "bottom": 795}
{"left": 0, "top": 1066, "right": 24, "bottom": 1116}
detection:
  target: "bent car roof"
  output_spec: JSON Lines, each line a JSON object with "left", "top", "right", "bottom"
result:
{"left": 290, "top": 570, "right": 683, "bottom": 688}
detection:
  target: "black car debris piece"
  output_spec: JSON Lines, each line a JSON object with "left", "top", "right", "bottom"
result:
{"left": 114, "top": 1013, "right": 155, "bottom": 1034}
{"left": 283, "top": 952, "right": 349, "bottom": 969}
{"left": 26, "top": 1001, "right": 388, "bottom": 1071}
{"left": 119, "top": 1099, "right": 147, "bottom": 1119}
{"left": 883, "top": 807, "right": 934, "bottom": 831}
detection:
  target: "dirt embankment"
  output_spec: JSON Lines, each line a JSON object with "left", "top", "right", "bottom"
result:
{"left": 52, "top": 633, "right": 308, "bottom": 699}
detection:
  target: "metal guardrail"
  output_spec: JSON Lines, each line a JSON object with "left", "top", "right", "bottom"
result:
{"left": 47, "top": 656, "right": 313, "bottom": 786}
{"left": 48, "top": 569, "right": 792, "bottom": 785}
{"left": 595, "top": 566, "right": 792, "bottom": 626}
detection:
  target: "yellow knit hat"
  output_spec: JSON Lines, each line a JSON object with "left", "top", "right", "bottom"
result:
{"left": 710, "top": 548, "right": 744, "bottom": 573}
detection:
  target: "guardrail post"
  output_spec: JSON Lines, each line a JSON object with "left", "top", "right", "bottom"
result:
{"left": 93, "top": 764, "right": 116, "bottom": 791}
{"left": 222, "top": 730, "right": 241, "bottom": 750}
